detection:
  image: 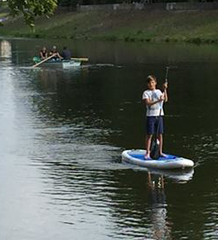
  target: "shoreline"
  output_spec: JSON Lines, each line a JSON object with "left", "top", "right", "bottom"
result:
{"left": 1, "top": 9, "right": 218, "bottom": 45}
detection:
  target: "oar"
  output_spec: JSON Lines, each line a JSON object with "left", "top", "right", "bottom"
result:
{"left": 71, "top": 57, "right": 89, "bottom": 62}
{"left": 32, "top": 54, "right": 55, "bottom": 68}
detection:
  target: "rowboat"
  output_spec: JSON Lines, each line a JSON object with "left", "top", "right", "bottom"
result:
{"left": 33, "top": 56, "right": 88, "bottom": 68}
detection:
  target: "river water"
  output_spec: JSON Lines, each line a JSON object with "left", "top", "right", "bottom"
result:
{"left": 0, "top": 38, "right": 218, "bottom": 240}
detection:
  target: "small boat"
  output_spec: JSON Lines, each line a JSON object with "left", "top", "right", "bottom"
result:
{"left": 33, "top": 56, "right": 88, "bottom": 68}
{"left": 122, "top": 149, "right": 194, "bottom": 169}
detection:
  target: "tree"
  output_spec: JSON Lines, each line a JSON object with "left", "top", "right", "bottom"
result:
{"left": 8, "top": 0, "right": 58, "bottom": 28}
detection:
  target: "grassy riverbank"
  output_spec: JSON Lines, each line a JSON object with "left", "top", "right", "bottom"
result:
{"left": 1, "top": 9, "right": 218, "bottom": 44}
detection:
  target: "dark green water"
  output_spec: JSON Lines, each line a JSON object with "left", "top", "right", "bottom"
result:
{"left": 0, "top": 38, "right": 218, "bottom": 239}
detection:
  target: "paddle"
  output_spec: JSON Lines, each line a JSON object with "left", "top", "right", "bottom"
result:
{"left": 32, "top": 54, "right": 55, "bottom": 68}
{"left": 150, "top": 67, "right": 169, "bottom": 160}
{"left": 165, "top": 65, "right": 178, "bottom": 82}
{"left": 71, "top": 57, "right": 89, "bottom": 62}
{"left": 150, "top": 113, "right": 161, "bottom": 160}
{"left": 165, "top": 66, "right": 169, "bottom": 83}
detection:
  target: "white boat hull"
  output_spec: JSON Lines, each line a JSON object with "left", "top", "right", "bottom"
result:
{"left": 32, "top": 56, "right": 86, "bottom": 68}
{"left": 62, "top": 60, "right": 81, "bottom": 68}
{"left": 122, "top": 149, "right": 194, "bottom": 169}
{"left": 42, "top": 60, "right": 81, "bottom": 68}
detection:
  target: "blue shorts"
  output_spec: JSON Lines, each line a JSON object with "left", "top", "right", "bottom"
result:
{"left": 146, "top": 116, "right": 164, "bottom": 135}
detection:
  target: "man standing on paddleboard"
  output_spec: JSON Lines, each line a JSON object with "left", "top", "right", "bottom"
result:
{"left": 142, "top": 75, "right": 168, "bottom": 159}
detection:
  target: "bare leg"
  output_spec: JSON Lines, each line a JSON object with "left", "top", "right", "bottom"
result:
{"left": 145, "top": 134, "right": 152, "bottom": 158}
{"left": 158, "top": 134, "right": 166, "bottom": 157}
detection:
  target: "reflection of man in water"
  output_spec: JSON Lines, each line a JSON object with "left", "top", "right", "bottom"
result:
{"left": 147, "top": 172, "right": 172, "bottom": 240}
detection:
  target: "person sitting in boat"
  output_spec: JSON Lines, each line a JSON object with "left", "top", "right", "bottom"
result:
{"left": 61, "top": 46, "right": 72, "bottom": 60}
{"left": 39, "top": 47, "right": 48, "bottom": 60}
{"left": 49, "top": 46, "right": 62, "bottom": 60}
{"left": 142, "top": 75, "right": 168, "bottom": 159}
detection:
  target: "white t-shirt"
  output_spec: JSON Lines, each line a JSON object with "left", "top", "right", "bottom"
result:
{"left": 142, "top": 89, "right": 164, "bottom": 116}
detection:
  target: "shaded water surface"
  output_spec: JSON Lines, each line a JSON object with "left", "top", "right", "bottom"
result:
{"left": 0, "top": 39, "right": 218, "bottom": 239}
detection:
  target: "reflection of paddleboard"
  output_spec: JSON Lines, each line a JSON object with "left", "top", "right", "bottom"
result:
{"left": 122, "top": 149, "right": 194, "bottom": 169}
{"left": 148, "top": 168, "right": 194, "bottom": 182}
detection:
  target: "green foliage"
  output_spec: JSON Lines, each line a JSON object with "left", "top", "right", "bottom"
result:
{"left": 8, "top": 0, "right": 58, "bottom": 27}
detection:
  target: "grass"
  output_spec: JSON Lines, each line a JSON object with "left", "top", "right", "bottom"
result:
{"left": 1, "top": 9, "right": 218, "bottom": 44}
